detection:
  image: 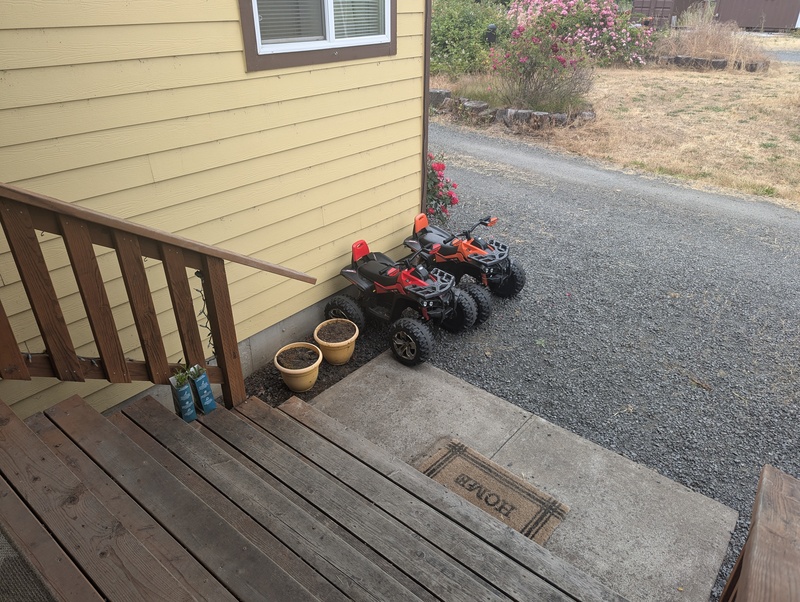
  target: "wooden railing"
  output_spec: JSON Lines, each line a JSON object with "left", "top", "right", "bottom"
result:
{"left": 0, "top": 183, "right": 316, "bottom": 408}
{"left": 720, "top": 464, "right": 800, "bottom": 602}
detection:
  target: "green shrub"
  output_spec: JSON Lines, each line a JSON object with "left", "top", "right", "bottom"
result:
{"left": 431, "top": 0, "right": 508, "bottom": 74}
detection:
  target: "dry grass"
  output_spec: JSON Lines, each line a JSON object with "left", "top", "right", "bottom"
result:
{"left": 542, "top": 63, "right": 800, "bottom": 207}
{"left": 432, "top": 32, "right": 800, "bottom": 208}
{"left": 655, "top": 22, "right": 770, "bottom": 63}
{"left": 655, "top": 3, "right": 770, "bottom": 64}
{"left": 760, "top": 35, "right": 800, "bottom": 51}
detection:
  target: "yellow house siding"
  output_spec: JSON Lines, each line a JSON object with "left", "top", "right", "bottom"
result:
{"left": 0, "top": 0, "right": 427, "bottom": 417}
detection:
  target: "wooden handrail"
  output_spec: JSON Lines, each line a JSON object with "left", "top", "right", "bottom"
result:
{"left": 0, "top": 183, "right": 316, "bottom": 409}
{"left": 0, "top": 183, "right": 316, "bottom": 284}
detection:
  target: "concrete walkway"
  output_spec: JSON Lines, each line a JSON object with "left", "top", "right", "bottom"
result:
{"left": 310, "top": 352, "right": 738, "bottom": 602}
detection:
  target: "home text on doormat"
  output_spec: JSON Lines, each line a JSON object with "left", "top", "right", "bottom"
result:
{"left": 416, "top": 439, "right": 568, "bottom": 545}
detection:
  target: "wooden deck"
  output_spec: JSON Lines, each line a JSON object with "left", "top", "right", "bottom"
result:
{"left": 0, "top": 394, "right": 627, "bottom": 601}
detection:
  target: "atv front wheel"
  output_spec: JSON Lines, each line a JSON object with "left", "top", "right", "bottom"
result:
{"left": 441, "top": 289, "right": 478, "bottom": 333}
{"left": 324, "top": 295, "right": 366, "bottom": 333}
{"left": 389, "top": 318, "right": 434, "bottom": 366}
{"left": 489, "top": 262, "right": 526, "bottom": 298}
{"left": 459, "top": 282, "right": 492, "bottom": 325}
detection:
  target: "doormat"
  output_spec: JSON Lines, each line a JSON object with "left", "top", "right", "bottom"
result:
{"left": 415, "top": 439, "right": 568, "bottom": 545}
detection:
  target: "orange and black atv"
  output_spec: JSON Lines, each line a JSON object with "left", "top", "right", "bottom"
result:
{"left": 325, "top": 239, "right": 477, "bottom": 365}
{"left": 405, "top": 213, "right": 526, "bottom": 301}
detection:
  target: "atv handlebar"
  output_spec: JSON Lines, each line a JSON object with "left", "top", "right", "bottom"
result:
{"left": 453, "top": 215, "right": 497, "bottom": 241}
{"left": 401, "top": 243, "right": 441, "bottom": 269}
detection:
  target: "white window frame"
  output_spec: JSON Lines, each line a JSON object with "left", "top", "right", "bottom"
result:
{"left": 252, "top": 0, "right": 392, "bottom": 56}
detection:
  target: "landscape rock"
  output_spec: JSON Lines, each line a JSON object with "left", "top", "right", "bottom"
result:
{"left": 463, "top": 100, "right": 489, "bottom": 113}
{"left": 429, "top": 88, "right": 451, "bottom": 108}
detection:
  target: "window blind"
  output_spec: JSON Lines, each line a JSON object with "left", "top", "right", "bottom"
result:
{"left": 333, "top": 0, "right": 385, "bottom": 39}
{"left": 257, "top": 0, "right": 324, "bottom": 43}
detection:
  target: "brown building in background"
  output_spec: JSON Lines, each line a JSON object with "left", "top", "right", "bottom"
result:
{"left": 716, "top": 0, "right": 800, "bottom": 31}
{"left": 632, "top": 0, "right": 696, "bottom": 27}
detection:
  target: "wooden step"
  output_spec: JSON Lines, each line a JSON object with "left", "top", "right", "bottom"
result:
{"left": 121, "top": 396, "right": 421, "bottom": 602}
{"left": 275, "top": 395, "right": 628, "bottom": 602}
{"left": 1, "top": 393, "right": 629, "bottom": 601}
{"left": 0, "top": 396, "right": 198, "bottom": 601}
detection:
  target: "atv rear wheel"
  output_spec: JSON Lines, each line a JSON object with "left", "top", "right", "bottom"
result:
{"left": 441, "top": 289, "right": 478, "bottom": 333}
{"left": 489, "top": 262, "right": 526, "bottom": 298}
{"left": 324, "top": 295, "right": 366, "bottom": 333}
{"left": 389, "top": 318, "right": 434, "bottom": 366}
{"left": 459, "top": 282, "right": 492, "bottom": 325}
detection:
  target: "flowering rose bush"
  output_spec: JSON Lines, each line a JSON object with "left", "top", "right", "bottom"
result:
{"left": 506, "top": 0, "right": 655, "bottom": 66}
{"left": 426, "top": 153, "right": 459, "bottom": 223}
{"left": 490, "top": 0, "right": 655, "bottom": 111}
{"left": 490, "top": 11, "right": 592, "bottom": 111}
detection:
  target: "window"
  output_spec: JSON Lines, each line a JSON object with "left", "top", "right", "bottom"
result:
{"left": 239, "top": 0, "right": 397, "bottom": 72}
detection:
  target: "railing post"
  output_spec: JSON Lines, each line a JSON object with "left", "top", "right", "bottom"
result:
{"left": 161, "top": 244, "right": 207, "bottom": 370}
{"left": 112, "top": 231, "right": 171, "bottom": 385}
{"left": 0, "top": 200, "right": 83, "bottom": 382}
{"left": 199, "top": 256, "right": 246, "bottom": 408}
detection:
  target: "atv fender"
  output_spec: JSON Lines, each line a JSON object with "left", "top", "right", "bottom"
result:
{"left": 340, "top": 267, "right": 374, "bottom": 292}
{"left": 404, "top": 237, "right": 423, "bottom": 252}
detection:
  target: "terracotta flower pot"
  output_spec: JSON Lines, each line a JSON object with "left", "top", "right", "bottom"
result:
{"left": 274, "top": 342, "right": 322, "bottom": 392}
{"left": 313, "top": 318, "right": 359, "bottom": 365}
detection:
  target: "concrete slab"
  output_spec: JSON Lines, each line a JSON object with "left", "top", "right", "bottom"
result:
{"left": 310, "top": 352, "right": 738, "bottom": 602}
{"left": 493, "top": 416, "right": 737, "bottom": 602}
{"left": 311, "top": 351, "right": 531, "bottom": 462}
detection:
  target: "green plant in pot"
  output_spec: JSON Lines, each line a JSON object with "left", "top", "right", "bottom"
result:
{"left": 188, "top": 364, "right": 217, "bottom": 414}
{"left": 169, "top": 365, "right": 197, "bottom": 422}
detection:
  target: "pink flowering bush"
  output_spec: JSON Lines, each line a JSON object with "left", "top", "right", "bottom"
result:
{"left": 506, "top": 0, "right": 655, "bottom": 67}
{"left": 426, "top": 153, "right": 459, "bottom": 223}
{"left": 490, "top": 0, "right": 655, "bottom": 111}
{"left": 490, "top": 11, "right": 592, "bottom": 111}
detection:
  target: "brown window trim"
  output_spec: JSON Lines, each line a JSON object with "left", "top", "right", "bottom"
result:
{"left": 238, "top": 0, "right": 398, "bottom": 72}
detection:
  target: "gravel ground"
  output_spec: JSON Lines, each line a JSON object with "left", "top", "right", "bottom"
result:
{"left": 247, "top": 122, "right": 800, "bottom": 601}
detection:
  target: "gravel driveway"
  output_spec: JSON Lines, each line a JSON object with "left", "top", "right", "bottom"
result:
{"left": 247, "top": 121, "right": 800, "bottom": 600}
{"left": 425, "top": 122, "right": 800, "bottom": 600}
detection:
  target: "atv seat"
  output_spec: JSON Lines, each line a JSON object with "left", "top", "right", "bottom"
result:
{"left": 412, "top": 213, "right": 458, "bottom": 255}
{"left": 423, "top": 235, "right": 458, "bottom": 256}
{"left": 419, "top": 229, "right": 458, "bottom": 256}
{"left": 358, "top": 253, "right": 399, "bottom": 287}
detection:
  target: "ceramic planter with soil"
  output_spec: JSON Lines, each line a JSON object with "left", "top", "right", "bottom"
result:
{"left": 313, "top": 318, "right": 359, "bottom": 365}
{"left": 274, "top": 342, "right": 322, "bottom": 392}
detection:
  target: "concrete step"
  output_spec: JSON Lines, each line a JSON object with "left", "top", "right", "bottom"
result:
{"left": 309, "top": 352, "right": 738, "bottom": 602}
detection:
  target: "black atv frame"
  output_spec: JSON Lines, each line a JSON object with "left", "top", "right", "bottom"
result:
{"left": 325, "top": 240, "right": 477, "bottom": 365}
{"left": 405, "top": 214, "right": 526, "bottom": 299}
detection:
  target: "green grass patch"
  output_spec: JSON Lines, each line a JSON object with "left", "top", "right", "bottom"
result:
{"left": 753, "top": 185, "right": 777, "bottom": 197}
{"left": 656, "top": 166, "right": 683, "bottom": 177}
{"left": 760, "top": 142, "right": 778, "bottom": 149}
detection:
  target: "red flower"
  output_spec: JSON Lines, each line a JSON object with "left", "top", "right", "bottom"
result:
{"left": 431, "top": 162, "right": 446, "bottom": 172}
